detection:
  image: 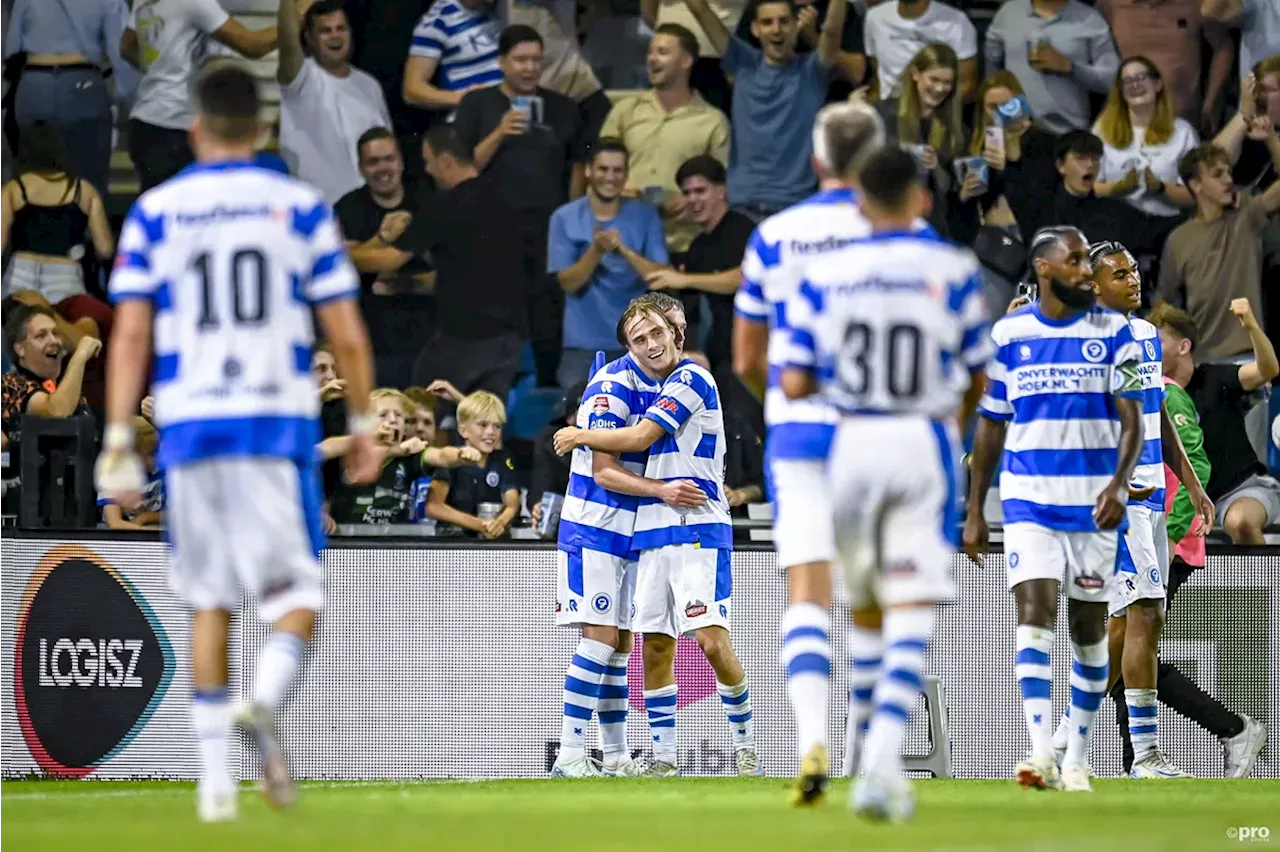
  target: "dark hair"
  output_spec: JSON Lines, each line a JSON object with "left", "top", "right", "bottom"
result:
{"left": 858, "top": 147, "right": 921, "bottom": 210}
{"left": 499, "top": 25, "right": 543, "bottom": 56}
{"left": 1177, "top": 143, "right": 1231, "bottom": 188}
{"left": 16, "top": 121, "right": 70, "bottom": 175}
{"left": 675, "top": 155, "right": 727, "bottom": 187}
{"left": 193, "top": 63, "right": 260, "bottom": 142}
{"left": 1054, "top": 130, "right": 1104, "bottom": 162}
{"left": 589, "top": 137, "right": 629, "bottom": 165}
{"left": 356, "top": 126, "right": 397, "bottom": 160}
{"left": 422, "top": 123, "right": 475, "bottom": 166}
{"left": 750, "top": 0, "right": 798, "bottom": 21}
{"left": 1029, "top": 225, "right": 1087, "bottom": 266}
{"left": 3, "top": 302, "right": 57, "bottom": 363}
{"left": 1087, "top": 240, "right": 1130, "bottom": 268}
{"left": 303, "top": 0, "right": 346, "bottom": 33}
{"left": 654, "top": 23, "right": 700, "bottom": 61}
{"left": 1146, "top": 302, "right": 1198, "bottom": 353}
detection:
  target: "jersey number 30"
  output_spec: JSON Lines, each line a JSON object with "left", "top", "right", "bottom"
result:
{"left": 193, "top": 248, "right": 268, "bottom": 330}
{"left": 839, "top": 321, "right": 923, "bottom": 399}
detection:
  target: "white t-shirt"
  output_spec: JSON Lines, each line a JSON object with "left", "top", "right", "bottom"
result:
{"left": 279, "top": 58, "right": 392, "bottom": 204}
{"left": 864, "top": 0, "right": 977, "bottom": 98}
{"left": 129, "top": 0, "right": 229, "bottom": 130}
{"left": 1239, "top": 0, "right": 1280, "bottom": 78}
{"left": 1095, "top": 117, "right": 1199, "bottom": 218}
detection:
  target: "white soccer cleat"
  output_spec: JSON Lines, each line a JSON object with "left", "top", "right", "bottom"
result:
{"left": 1224, "top": 715, "right": 1266, "bottom": 779}
{"left": 1062, "top": 763, "right": 1093, "bottom": 792}
{"left": 850, "top": 772, "right": 914, "bottom": 823}
{"left": 599, "top": 754, "right": 643, "bottom": 777}
{"left": 1015, "top": 755, "right": 1064, "bottom": 791}
{"left": 197, "top": 787, "right": 238, "bottom": 823}
{"left": 736, "top": 747, "right": 763, "bottom": 777}
{"left": 641, "top": 760, "right": 680, "bottom": 778}
{"left": 235, "top": 702, "right": 296, "bottom": 810}
{"left": 1129, "top": 752, "right": 1189, "bottom": 779}
{"left": 550, "top": 755, "right": 601, "bottom": 778}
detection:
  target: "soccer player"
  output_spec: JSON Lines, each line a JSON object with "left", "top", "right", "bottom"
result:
{"left": 779, "top": 146, "right": 990, "bottom": 821}
{"left": 730, "top": 100, "right": 889, "bottom": 803}
{"left": 94, "top": 64, "right": 377, "bottom": 822}
{"left": 963, "top": 225, "right": 1148, "bottom": 793}
{"left": 1049, "top": 242, "right": 1214, "bottom": 778}
{"left": 554, "top": 303, "right": 759, "bottom": 777}
{"left": 551, "top": 296, "right": 708, "bottom": 778}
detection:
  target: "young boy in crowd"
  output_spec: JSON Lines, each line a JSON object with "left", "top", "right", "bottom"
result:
{"left": 99, "top": 416, "right": 164, "bottom": 530}
{"left": 427, "top": 390, "right": 520, "bottom": 539}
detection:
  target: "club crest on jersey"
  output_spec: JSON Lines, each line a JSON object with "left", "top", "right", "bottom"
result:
{"left": 1008, "top": 552, "right": 1020, "bottom": 569}
{"left": 1144, "top": 340, "right": 1157, "bottom": 361}
{"left": 394, "top": 466, "right": 406, "bottom": 489}
{"left": 1019, "top": 345, "right": 1032, "bottom": 361}
{"left": 1081, "top": 339, "right": 1108, "bottom": 364}
{"left": 592, "top": 594, "right": 612, "bottom": 614}
{"left": 1148, "top": 567, "right": 1161, "bottom": 586}
{"left": 592, "top": 396, "right": 610, "bottom": 416}
{"left": 685, "top": 600, "right": 707, "bottom": 618}
{"left": 485, "top": 471, "right": 499, "bottom": 487}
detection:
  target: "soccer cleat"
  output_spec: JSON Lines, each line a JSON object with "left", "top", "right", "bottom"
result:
{"left": 550, "top": 755, "right": 601, "bottom": 778}
{"left": 850, "top": 772, "right": 914, "bottom": 823}
{"left": 1015, "top": 755, "right": 1064, "bottom": 791}
{"left": 1129, "top": 752, "right": 1189, "bottom": 779}
{"left": 788, "top": 744, "right": 830, "bottom": 807}
{"left": 599, "top": 754, "right": 643, "bottom": 777}
{"left": 235, "top": 702, "right": 296, "bottom": 810}
{"left": 196, "top": 788, "right": 237, "bottom": 823}
{"left": 736, "top": 747, "right": 763, "bottom": 777}
{"left": 1224, "top": 715, "right": 1266, "bottom": 779}
{"left": 642, "top": 760, "right": 680, "bottom": 778}
{"left": 1062, "top": 763, "right": 1093, "bottom": 792}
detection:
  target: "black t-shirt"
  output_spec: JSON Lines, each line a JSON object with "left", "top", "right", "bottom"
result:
{"left": 399, "top": 173, "right": 527, "bottom": 340}
{"left": 451, "top": 85, "right": 587, "bottom": 215}
{"left": 682, "top": 210, "right": 756, "bottom": 371}
{"left": 1186, "top": 363, "right": 1265, "bottom": 499}
{"left": 319, "top": 398, "right": 347, "bottom": 499}
{"left": 333, "top": 179, "right": 434, "bottom": 289}
{"left": 330, "top": 451, "right": 433, "bottom": 524}
{"left": 1233, "top": 135, "right": 1278, "bottom": 194}
{"left": 432, "top": 449, "right": 518, "bottom": 530}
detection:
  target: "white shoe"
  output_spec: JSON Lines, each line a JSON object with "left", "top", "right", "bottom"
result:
{"left": 197, "top": 787, "right": 237, "bottom": 823}
{"left": 1062, "top": 763, "right": 1093, "bottom": 792}
{"left": 234, "top": 702, "right": 296, "bottom": 810}
{"left": 600, "top": 754, "right": 642, "bottom": 777}
{"left": 850, "top": 772, "right": 914, "bottom": 823}
{"left": 1129, "top": 751, "right": 1189, "bottom": 779}
{"left": 1015, "top": 755, "right": 1063, "bottom": 791}
{"left": 1224, "top": 715, "right": 1266, "bottom": 779}
{"left": 736, "top": 747, "right": 763, "bottom": 777}
{"left": 1051, "top": 723, "right": 1069, "bottom": 769}
{"left": 550, "top": 755, "right": 600, "bottom": 778}
{"left": 642, "top": 759, "right": 680, "bottom": 777}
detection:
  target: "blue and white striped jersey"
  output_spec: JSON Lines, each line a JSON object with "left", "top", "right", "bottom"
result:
{"left": 632, "top": 360, "right": 733, "bottom": 551}
{"left": 409, "top": 0, "right": 502, "bottom": 92}
{"left": 108, "top": 161, "right": 359, "bottom": 469}
{"left": 557, "top": 354, "right": 662, "bottom": 558}
{"left": 784, "top": 231, "right": 992, "bottom": 419}
{"left": 1127, "top": 317, "right": 1165, "bottom": 511}
{"left": 979, "top": 304, "right": 1145, "bottom": 532}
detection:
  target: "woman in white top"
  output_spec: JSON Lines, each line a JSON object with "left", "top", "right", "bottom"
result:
{"left": 1092, "top": 56, "right": 1199, "bottom": 219}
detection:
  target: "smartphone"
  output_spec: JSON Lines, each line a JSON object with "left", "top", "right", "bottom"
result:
{"left": 984, "top": 125, "right": 1005, "bottom": 158}
{"left": 953, "top": 156, "right": 989, "bottom": 190}
{"left": 1016, "top": 280, "right": 1038, "bottom": 303}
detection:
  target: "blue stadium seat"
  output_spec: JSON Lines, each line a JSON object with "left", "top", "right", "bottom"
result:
{"left": 1269, "top": 389, "right": 1280, "bottom": 476}
{"left": 506, "top": 380, "right": 560, "bottom": 441}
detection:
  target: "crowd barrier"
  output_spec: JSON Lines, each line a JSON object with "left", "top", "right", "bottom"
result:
{"left": 3, "top": 533, "right": 1276, "bottom": 780}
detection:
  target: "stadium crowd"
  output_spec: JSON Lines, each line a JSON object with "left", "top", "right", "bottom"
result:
{"left": 1, "top": 0, "right": 1279, "bottom": 542}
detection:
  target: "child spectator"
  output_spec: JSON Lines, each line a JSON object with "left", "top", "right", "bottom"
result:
{"left": 427, "top": 390, "right": 521, "bottom": 538}
{"left": 99, "top": 416, "right": 164, "bottom": 530}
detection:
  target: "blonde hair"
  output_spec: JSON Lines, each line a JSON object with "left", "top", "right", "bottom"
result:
{"left": 403, "top": 387, "right": 438, "bottom": 415}
{"left": 969, "top": 71, "right": 1025, "bottom": 155}
{"left": 1095, "top": 56, "right": 1176, "bottom": 149}
{"left": 1255, "top": 54, "right": 1280, "bottom": 79}
{"left": 456, "top": 390, "right": 507, "bottom": 425}
{"left": 899, "top": 44, "right": 963, "bottom": 157}
{"left": 615, "top": 302, "right": 676, "bottom": 348}
{"left": 370, "top": 387, "right": 411, "bottom": 414}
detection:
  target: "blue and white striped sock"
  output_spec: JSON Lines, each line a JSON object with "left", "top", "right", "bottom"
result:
{"left": 780, "top": 603, "right": 831, "bottom": 758}
{"left": 253, "top": 631, "right": 307, "bottom": 710}
{"left": 718, "top": 679, "right": 754, "bottom": 750}
{"left": 1126, "top": 688, "right": 1159, "bottom": 762}
{"left": 192, "top": 687, "right": 232, "bottom": 789}
{"left": 1015, "top": 624, "right": 1055, "bottom": 759}
{"left": 559, "top": 637, "right": 614, "bottom": 762}
{"left": 645, "top": 684, "right": 678, "bottom": 764}
{"left": 599, "top": 651, "right": 630, "bottom": 758}
{"left": 1064, "top": 639, "right": 1109, "bottom": 767}
{"left": 846, "top": 625, "right": 884, "bottom": 776}
{"left": 862, "top": 607, "right": 934, "bottom": 779}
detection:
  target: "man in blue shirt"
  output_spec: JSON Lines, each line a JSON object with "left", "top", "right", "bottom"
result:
{"left": 548, "top": 138, "right": 669, "bottom": 387}
{"left": 678, "top": 0, "right": 846, "bottom": 221}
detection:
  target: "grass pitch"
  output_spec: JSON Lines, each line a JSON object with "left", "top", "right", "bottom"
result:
{"left": 4, "top": 777, "right": 1278, "bottom": 851}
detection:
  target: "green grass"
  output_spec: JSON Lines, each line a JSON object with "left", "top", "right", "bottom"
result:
{"left": 4, "top": 778, "right": 1279, "bottom": 851}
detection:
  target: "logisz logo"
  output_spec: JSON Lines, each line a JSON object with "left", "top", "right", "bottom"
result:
{"left": 14, "top": 544, "right": 174, "bottom": 777}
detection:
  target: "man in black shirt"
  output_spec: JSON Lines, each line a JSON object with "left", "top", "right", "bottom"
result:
{"left": 453, "top": 24, "right": 590, "bottom": 386}
{"left": 1152, "top": 303, "right": 1280, "bottom": 544}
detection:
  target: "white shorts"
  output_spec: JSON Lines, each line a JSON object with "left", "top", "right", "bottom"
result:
{"left": 770, "top": 457, "right": 837, "bottom": 570}
{"left": 1109, "top": 506, "right": 1169, "bottom": 617}
{"left": 555, "top": 547, "right": 636, "bottom": 629}
{"left": 165, "top": 457, "right": 326, "bottom": 622}
{"left": 828, "top": 417, "right": 959, "bottom": 610}
{"left": 1003, "top": 522, "right": 1118, "bottom": 604}
{"left": 633, "top": 544, "right": 732, "bottom": 638}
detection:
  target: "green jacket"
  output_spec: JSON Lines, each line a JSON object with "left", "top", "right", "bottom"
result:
{"left": 1165, "top": 382, "right": 1212, "bottom": 542}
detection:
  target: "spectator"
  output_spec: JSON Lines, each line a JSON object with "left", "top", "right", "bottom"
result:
{"left": 120, "top": 0, "right": 277, "bottom": 192}
{"left": 1200, "top": 0, "right": 1280, "bottom": 82}
{"left": 548, "top": 138, "right": 669, "bottom": 387}
{"left": 1092, "top": 56, "right": 1199, "bottom": 218}
{"left": 1, "top": 304, "right": 98, "bottom": 450}
{"left": 453, "top": 24, "right": 588, "bottom": 387}
{"left": 1152, "top": 303, "right": 1280, "bottom": 545}
{"left": 680, "top": 0, "right": 846, "bottom": 222}
{"left": 645, "top": 0, "right": 746, "bottom": 111}
{"left": 647, "top": 156, "right": 753, "bottom": 375}
{"left": 313, "top": 343, "right": 347, "bottom": 500}
{"left": 4, "top": 0, "right": 129, "bottom": 195}
{"left": 984, "top": 0, "right": 1120, "bottom": 134}
{"left": 1155, "top": 142, "right": 1280, "bottom": 361}
{"left": 529, "top": 380, "right": 584, "bottom": 531}
{"left": 277, "top": 0, "right": 391, "bottom": 204}
{"left": 402, "top": 0, "right": 502, "bottom": 114}
{"left": 1097, "top": 0, "right": 1233, "bottom": 131}
{"left": 733, "top": 0, "right": 870, "bottom": 101}
{"left": 371, "top": 126, "right": 523, "bottom": 405}
{"left": 403, "top": 387, "right": 441, "bottom": 446}
{"left": 864, "top": 0, "right": 977, "bottom": 101}
{"left": 1216, "top": 63, "right": 1280, "bottom": 196}
{"left": 600, "top": 24, "right": 731, "bottom": 254}
{"left": 427, "top": 390, "right": 521, "bottom": 538}
{"left": 337, "top": 128, "right": 435, "bottom": 294}
{"left": 99, "top": 416, "right": 163, "bottom": 530}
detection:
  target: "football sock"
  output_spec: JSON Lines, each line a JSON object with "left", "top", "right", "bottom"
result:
{"left": 780, "top": 603, "right": 831, "bottom": 758}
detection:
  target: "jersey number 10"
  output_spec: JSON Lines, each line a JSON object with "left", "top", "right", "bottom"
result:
{"left": 839, "top": 321, "right": 923, "bottom": 400}
{"left": 193, "top": 248, "right": 269, "bottom": 330}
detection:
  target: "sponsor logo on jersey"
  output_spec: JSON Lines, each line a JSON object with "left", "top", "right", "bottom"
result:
{"left": 656, "top": 398, "right": 680, "bottom": 414}
{"left": 1074, "top": 573, "right": 1105, "bottom": 591}
{"left": 685, "top": 600, "right": 707, "bottom": 618}
{"left": 592, "top": 396, "right": 610, "bottom": 416}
